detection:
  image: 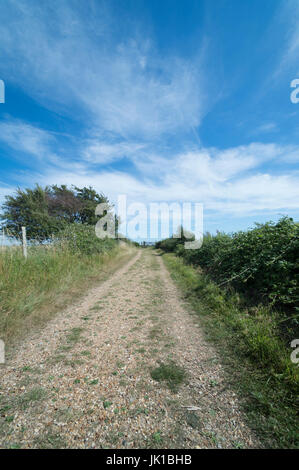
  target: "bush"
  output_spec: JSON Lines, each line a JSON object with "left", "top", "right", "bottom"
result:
{"left": 160, "top": 217, "right": 298, "bottom": 312}
{"left": 155, "top": 228, "right": 194, "bottom": 252}
{"left": 155, "top": 237, "right": 182, "bottom": 252}
{"left": 55, "top": 224, "right": 117, "bottom": 255}
{"left": 163, "top": 253, "right": 299, "bottom": 448}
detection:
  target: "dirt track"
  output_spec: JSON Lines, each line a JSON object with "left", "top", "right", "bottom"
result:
{"left": 0, "top": 250, "right": 259, "bottom": 448}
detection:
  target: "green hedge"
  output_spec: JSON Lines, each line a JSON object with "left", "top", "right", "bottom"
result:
{"left": 164, "top": 253, "right": 299, "bottom": 448}
{"left": 55, "top": 224, "right": 117, "bottom": 255}
{"left": 159, "top": 217, "right": 299, "bottom": 312}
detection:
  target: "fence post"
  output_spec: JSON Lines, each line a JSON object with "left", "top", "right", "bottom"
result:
{"left": 22, "top": 226, "right": 27, "bottom": 259}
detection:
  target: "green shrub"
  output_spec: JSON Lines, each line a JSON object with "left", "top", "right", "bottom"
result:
{"left": 163, "top": 253, "right": 299, "bottom": 448}
{"left": 56, "top": 224, "right": 117, "bottom": 255}
{"left": 155, "top": 237, "right": 182, "bottom": 252}
{"left": 160, "top": 217, "right": 298, "bottom": 314}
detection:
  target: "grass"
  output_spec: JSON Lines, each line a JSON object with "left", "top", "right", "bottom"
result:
{"left": 34, "top": 431, "right": 66, "bottom": 449}
{"left": 148, "top": 326, "right": 162, "bottom": 340}
{"left": 89, "top": 379, "right": 99, "bottom": 385}
{"left": 0, "top": 243, "right": 136, "bottom": 345}
{"left": 81, "top": 350, "right": 91, "bottom": 357}
{"left": 103, "top": 400, "right": 113, "bottom": 409}
{"left": 150, "top": 360, "right": 187, "bottom": 392}
{"left": 18, "top": 387, "right": 47, "bottom": 409}
{"left": 163, "top": 253, "right": 299, "bottom": 448}
{"left": 146, "top": 431, "right": 164, "bottom": 448}
{"left": 0, "top": 386, "right": 47, "bottom": 418}
{"left": 185, "top": 411, "right": 202, "bottom": 430}
{"left": 66, "top": 327, "right": 84, "bottom": 344}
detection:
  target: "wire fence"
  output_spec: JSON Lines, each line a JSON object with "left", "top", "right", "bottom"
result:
{"left": 0, "top": 228, "right": 21, "bottom": 248}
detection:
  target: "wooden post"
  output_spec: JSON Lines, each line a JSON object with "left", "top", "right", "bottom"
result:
{"left": 22, "top": 226, "right": 27, "bottom": 259}
{"left": 0, "top": 339, "right": 4, "bottom": 364}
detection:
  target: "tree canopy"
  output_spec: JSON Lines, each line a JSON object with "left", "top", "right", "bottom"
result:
{"left": 0, "top": 184, "right": 111, "bottom": 240}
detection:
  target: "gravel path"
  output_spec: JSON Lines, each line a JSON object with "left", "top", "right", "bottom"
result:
{"left": 0, "top": 250, "right": 260, "bottom": 449}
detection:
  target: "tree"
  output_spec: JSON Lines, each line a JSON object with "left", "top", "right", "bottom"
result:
{"left": 74, "top": 186, "right": 110, "bottom": 225}
{"left": 0, "top": 185, "right": 64, "bottom": 241}
{"left": 0, "top": 184, "right": 112, "bottom": 241}
{"left": 46, "top": 185, "right": 83, "bottom": 223}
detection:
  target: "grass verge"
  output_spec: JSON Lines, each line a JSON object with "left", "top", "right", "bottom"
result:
{"left": 0, "top": 243, "right": 137, "bottom": 345}
{"left": 163, "top": 253, "right": 299, "bottom": 449}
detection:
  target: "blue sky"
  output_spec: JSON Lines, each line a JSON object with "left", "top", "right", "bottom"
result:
{"left": 0, "top": 0, "right": 298, "bottom": 239}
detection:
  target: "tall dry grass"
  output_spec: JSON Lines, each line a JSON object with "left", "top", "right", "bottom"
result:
{"left": 0, "top": 243, "right": 136, "bottom": 344}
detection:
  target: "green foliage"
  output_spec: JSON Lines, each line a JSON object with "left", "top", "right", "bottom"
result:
{"left": 164, "top": 254, "right": 299, "bottom": 448}
{"left": 0, "top": 240, "right": 121, "bottom": 342}
{"left": 0, "top": 184, "right": 110, "bottom": 241}
{"left": 150, "top": 361, "right": 187, "bottom": 392}
{"left": 155, "top": 237, "right": 181, "bottom": 252}
{"left": 0, "top": 185, "right": 63, "bottom": 241}
{"left": 160, "top": 217, "right": 299, "bottom": 313}
{"left": 155, "top": 226, "right": 194, "bottom": 252}
{"left": 55, "top": 224, "right": 117, "bottom": 255}
{"left": 120, "top": 237, "right": 140, "bottom": 247}
{"left": 73, "top": 186, "right": 110, "bottom": 226}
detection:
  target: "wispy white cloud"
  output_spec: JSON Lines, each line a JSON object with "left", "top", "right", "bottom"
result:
{"left": 282, "top": 0, "right": 299, "bottom": 70}
{"left": 0, "top": 119, "right": 93, "bottom": 177}
{"left": 0, "top": 0, "right": 205, "bottom": 139}
{"left": 83, "top": 141, "right": 145, "bottom": 165}
{"left": 29, "top": 141, "right": 299, "bottom": 216}
{"left": 0, "top": 183, "right": 16, "bottom": 208}
{"left": 133, "top": 142, "right": 292, "bottom": 183}
{"left": 0, "top": 1, "right": 298, "bottom": 228}
{"left": 274, "top": 0, "right": 299, "bottom": 76}
{"left": 254, "top": 122, "right": 277, "bottom": 134}
{"left": 1, "top": 115, "right": 298, "bottom": 217}
{"left": 0, "top": 120, "right": 55, "bottom": 160}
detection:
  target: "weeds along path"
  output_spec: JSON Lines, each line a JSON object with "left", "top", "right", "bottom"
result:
{"left": 0, "top": 250, "right": 260, "bottom": 449}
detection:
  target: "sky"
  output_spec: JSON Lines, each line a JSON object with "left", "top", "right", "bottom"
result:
{"left": 0, "top": 0, "right": 298, "bottom": 240}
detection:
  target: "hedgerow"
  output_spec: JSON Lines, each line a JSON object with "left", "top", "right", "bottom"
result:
{"left": 167, "top": 217, "right": 298, "bottom": 310}
{"left": 55, "top": 224, "right": 117, "bottom": 255}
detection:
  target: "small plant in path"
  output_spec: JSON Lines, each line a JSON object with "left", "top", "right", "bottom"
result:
{"left": 150, "top": 361, "right": 187, "bottom": 392}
